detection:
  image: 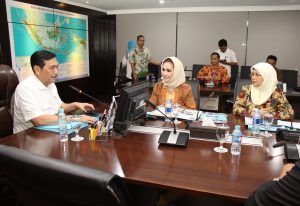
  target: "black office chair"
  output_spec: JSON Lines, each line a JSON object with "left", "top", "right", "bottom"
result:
{"left": 186, "top": 79, "right": 200, "bottom": 110}
{"left": 240, "top": 66, "right": 251, "bottom": 79}
{"left": 148, "top": 63, "right": 161, "bottom": 81}
{"left": 0, "top": 145, "right": 133, "bottom": 206}
{"left": 226, "top": 79, "right": 252, "bottom": 104}
{"left": 230, "top": 65, "right": 239, "bottom": 83}
{"left": 192, "top": 64, "right": 205, "bottom": 80}
{"left": 281, "top": 69, "right": 298, "bottom": 88}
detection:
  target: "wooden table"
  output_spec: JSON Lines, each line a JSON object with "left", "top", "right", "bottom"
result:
{"left": 0, "top": 114, "right": 284, "bottom": 202}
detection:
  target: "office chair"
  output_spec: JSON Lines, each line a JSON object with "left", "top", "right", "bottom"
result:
{"left": 281, "top": 69, "right": 298, "bottom": 88}
{"left": 226, "top": 79, "right": 251, "bottom": 104}
{"left": 240, "top": 66, "right": 251, "bottom": 79}
{"left": 0, "top": 65, "right": 19, "bottom": 138}
{"left": 186, "top": 79, "right": 200, "bottom": 110}
{"left": 230, "top": 65, "right": 239, "bottom": 83}
{"left": 0, "top": 145, "right": 133, "bottom": 206}
{"left": 148, "top": 63, "right": 161, "bottom": 80}
{"left": 192, "top": 64, "right": 205, "bottom": 80}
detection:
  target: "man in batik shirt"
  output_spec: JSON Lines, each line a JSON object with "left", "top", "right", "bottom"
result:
{"left": 197, "top": 52, "right": 230, "bottom": 85}
{"left": 129, "top": 35, "right": 160, "bottom": 81}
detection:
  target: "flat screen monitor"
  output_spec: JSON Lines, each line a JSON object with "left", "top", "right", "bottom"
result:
{"left": 113, "top": 81, "right": 149, "bottom": 132}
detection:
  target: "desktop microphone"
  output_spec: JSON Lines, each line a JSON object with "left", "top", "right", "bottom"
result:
{"left": 69, "top": 85, "right": 110, "bottom": 108}
{"left": 145, "top": 99, "right": 189, "bottom": 147}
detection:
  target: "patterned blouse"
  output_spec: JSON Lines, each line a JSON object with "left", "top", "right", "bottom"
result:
{"left": 233, "top": 85, "right": 294, "bottom": 120}
{"left": 128, "top": 47, "right": 151, "bottom": 78}
{"left": 197, "top": 64, "right": 230, "bottom": 85}
{"left": 149, "top": 81, "right": 196, "bottom": 109}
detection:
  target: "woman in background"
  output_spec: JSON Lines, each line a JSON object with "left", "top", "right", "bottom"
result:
{"left": 121, "top": 40, "right": 136, "bottom": 80}
{"left": 149, "top": 56, "right": 196, "bottom": 109}
{"left": 233, "top": 62, "right": 293, "bottom": 120}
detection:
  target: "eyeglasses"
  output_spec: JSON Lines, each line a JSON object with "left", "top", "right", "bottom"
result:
{"left": 249, "top": 73, "right": 262, "bottom": 78}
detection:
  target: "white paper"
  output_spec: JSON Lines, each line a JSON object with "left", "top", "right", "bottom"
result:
{"left": 202, "top": 117, "right": 216, "bottom": 127}
{"left": 147, "top": 107, "right": 200, "bottom": 121}
{"left": 277, "top": 120, "right": 300, "bottom": 129}
{"left": 226, "top": 136, "right": 263, "bottom": 147}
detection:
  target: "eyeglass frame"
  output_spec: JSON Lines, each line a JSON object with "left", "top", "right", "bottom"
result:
{"left": 249, "top": 72, "right": 262, "bottom": 78}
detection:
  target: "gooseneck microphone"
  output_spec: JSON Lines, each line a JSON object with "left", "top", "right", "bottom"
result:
{"left": 145, "top": 99, "right": 189, "bottom": 147}
{"left": 69, "top": 85, "right": 109, "bottom": 108}
{"left": 196, "top": 91, "right": 215, "bottom": 121}
{"left": 200, "top": 91, "right": 215, "bottom": 109}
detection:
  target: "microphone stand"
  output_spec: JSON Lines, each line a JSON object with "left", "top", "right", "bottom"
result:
{"left": 197, "top": 91, "right": 215, "bottom": 121}
{"left": 145, "top": 100, "right": 189, "bottom": 147}
{"left": 69, "top": 85, "right": 110, "bottom": 108}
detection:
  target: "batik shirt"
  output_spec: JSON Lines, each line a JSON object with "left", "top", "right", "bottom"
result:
{"left": 197, "top": 64, "right": 230, "bottom": 85}
{"left": 129, "top": 47, "right": 151, "bottom": 78}
{"left": 233, "top": 85, "right": 294, "bottom": 120}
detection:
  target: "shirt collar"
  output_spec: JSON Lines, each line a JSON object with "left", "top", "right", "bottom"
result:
{"left": 32, "top": 75, "right": 54, "bottom": 90}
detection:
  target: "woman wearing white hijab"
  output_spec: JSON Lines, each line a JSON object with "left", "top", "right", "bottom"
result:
{"left": 149, "top": 57, "right": 196, "bottom": 109}
{"left": 233, "top": 62, "right": 294, "bottom": 120}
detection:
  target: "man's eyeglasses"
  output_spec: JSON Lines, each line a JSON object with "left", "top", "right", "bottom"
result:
{"left": 249, "top": 73, "right": 262, "bottom": 78}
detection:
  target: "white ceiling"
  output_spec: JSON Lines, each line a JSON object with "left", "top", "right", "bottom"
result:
{"left": 56, "top": 0, "right": 300, "bottom": 14}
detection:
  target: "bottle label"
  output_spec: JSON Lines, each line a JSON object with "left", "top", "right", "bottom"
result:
{"left": 253, "top": 118, "right": 261, "bottom": 125}
{"left": 165, "top": 106, "right": 172, "bottom": 113}
{"left": 232, "top": 135, "right": 242, "bottom": 143}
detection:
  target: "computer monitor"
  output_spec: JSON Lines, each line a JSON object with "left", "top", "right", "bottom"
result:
{"left": 113, "top": 81, "right": 149, "bottom": 132}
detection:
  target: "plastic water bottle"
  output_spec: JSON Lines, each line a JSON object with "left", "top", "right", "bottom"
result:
{"left": 231, "top": 125, "right": 242, "bottom": 155}
{"left": 165, "top": 99, "right": 172, "bottom": 122}
{"left": 58, "top": 108, "right": 68, "bottom": 142}
{"left": 252, "top": 108, "right": 261, "bottom": 136}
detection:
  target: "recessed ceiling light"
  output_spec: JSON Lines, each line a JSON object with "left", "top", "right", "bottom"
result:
{"left": 86, "top": 1, "right": 89, "bottom": 4}
{"left": 159, "top": 0, "right": 165, "bottom": 4}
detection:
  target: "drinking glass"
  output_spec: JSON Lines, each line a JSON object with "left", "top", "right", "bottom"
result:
{"left": 261, "top": 112, "right": 274, "bottom": 137}
{"left": 172, "top": 103, "right": 181, "bottom": 124}
{"left": 71, "top": 115, "right": 84, "bottom": 142}
{"left": 214, "top": 125, "right": 230, "bottom": 153}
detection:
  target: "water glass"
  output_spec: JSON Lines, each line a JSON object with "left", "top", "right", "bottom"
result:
{"left": 172, "top": 103, "right": 181, "bottom": 124}
{"left": 214, "top": 125, "right": 230, "bottom": 153}
{"left": 261, "top": 112, "right": 274, "bottom": 137}
{"left": 71, "top": 115, "right": 84, "bottom": 142}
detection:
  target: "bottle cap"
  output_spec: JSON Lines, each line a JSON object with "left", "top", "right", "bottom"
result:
{"left": 58, "top": 108, "right": 64, "bottom": 114}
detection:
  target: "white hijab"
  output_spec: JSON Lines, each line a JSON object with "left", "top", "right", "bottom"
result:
{"left": 162, "top": 56, "right": 186, "bottom": 92}
{"left": 250, "top": 62, "right": 278, "bottom": 105}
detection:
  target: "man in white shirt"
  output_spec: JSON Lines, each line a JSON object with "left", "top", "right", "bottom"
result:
{"left": 215, "top": 39, "right": 237, "bottom": 77}
{"left": 13, "top": 50, "right": 95, "bottom": 133}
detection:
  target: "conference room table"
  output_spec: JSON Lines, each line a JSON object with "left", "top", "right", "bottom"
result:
{"left": 0, "top": 113, "right": 284, "bottom": 203}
